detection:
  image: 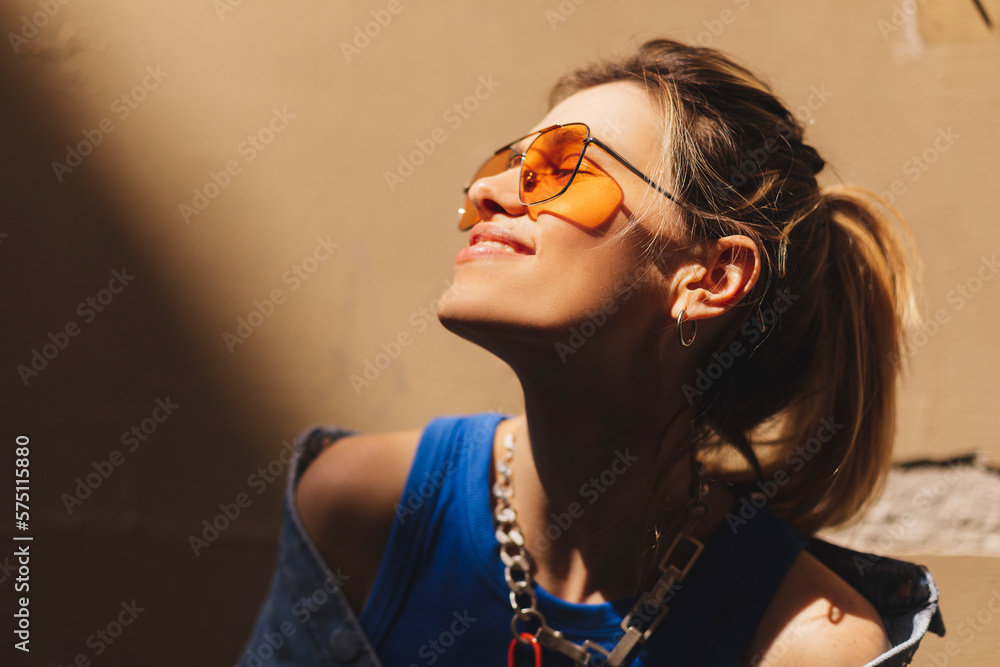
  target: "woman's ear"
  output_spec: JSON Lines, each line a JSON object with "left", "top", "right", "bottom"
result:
{"left": 669, "top": 235, "right": 761, "bottom": 320}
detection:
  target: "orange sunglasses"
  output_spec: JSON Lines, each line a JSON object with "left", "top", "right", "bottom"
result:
{"left": 458, "top": 122, "right": 682, "bottom": 231}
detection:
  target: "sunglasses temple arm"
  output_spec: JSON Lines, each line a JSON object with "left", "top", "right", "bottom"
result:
{"left": 590, "top": 139, "right": 684, "bottom": 207}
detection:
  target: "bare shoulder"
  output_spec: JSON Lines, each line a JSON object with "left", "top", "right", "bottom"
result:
{"left": 295, "top": 427, "right": 424, "bottom": 615}
{"left": 739, "top": 549, "right": 892, "bottom": 667}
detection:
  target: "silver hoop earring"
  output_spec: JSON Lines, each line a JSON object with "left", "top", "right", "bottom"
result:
{"left": 677, "top": 309, "right": 697, "bottom": 347}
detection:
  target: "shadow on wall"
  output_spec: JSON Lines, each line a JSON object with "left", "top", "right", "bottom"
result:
{"left": 0, "top": 38, "right": 286, "bottom": 667}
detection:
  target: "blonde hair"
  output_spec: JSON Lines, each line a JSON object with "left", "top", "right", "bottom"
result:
{"left": 552, "top": 40, "right": 918, "bottom": 532}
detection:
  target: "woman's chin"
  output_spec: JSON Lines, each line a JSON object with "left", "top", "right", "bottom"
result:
{"left": 436, "top": 305, "right": 523, "bottom": 345}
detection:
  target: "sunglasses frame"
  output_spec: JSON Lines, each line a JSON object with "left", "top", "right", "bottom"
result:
{"left": 460, "top": 122, "right": 682, "bottom": 229}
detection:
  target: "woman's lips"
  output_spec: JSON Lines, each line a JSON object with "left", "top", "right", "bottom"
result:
{"left": 456, "top": 224, "right": 535, "bottom": 264}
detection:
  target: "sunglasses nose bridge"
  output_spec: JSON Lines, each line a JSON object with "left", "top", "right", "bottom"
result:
{"left": 463, "top": 162, "right": 529, "bottom": 227}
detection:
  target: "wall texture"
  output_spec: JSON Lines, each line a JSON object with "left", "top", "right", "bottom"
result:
{"left": 1, "top": 0, "right": 997, "bottom": 664}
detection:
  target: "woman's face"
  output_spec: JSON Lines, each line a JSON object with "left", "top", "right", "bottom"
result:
{"left": 437, "top": 81, "right": 684, "bottom": 361}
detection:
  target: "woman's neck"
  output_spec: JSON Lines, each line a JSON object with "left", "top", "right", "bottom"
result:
{"left": 494, "top": 363, "right": 734, "bottom": 604}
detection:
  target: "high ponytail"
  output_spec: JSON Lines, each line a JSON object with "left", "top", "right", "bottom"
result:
{"left": 551, "top": 40, "right": 918, "bottom": 532}
{"left": 759, "top": 185, "right": 918, "bottom": 530}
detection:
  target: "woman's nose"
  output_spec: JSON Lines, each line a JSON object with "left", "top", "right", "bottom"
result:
{"left": 466, "top": 167, "right": 527, "bottom": 224}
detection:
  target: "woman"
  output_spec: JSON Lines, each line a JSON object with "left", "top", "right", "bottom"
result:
{"left": 242, "top": 40, "right": 942, "bottom": 666}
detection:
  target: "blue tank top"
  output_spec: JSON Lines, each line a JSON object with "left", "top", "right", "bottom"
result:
{"left": 357, "top": 413, "right": 807, "bottom": 666}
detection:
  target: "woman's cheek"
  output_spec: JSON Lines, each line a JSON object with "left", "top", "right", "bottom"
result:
{"left": 528, "top": 177, "right": 623, "bottom": 229}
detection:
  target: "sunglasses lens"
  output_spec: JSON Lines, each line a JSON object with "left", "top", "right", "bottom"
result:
{"left": 520, "top": 125, "right": 589, "bottom": 205}
{"left": 459, "top": 151, "right": 510, "bottom": 231}
{"left": 524, "top": 124, "right": 623, "bottom": 229}
{"left": 458, "top": 123, "right": 623, "bottom": 231}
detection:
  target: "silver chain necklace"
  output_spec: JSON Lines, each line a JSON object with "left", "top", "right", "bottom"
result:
{"left": 493, "top": 428, "right": 710, "bottom": 666}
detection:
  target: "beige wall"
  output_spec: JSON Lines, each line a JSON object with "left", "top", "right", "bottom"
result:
{"left": 2, "top": 0, "right": 998, "bottom": 664}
